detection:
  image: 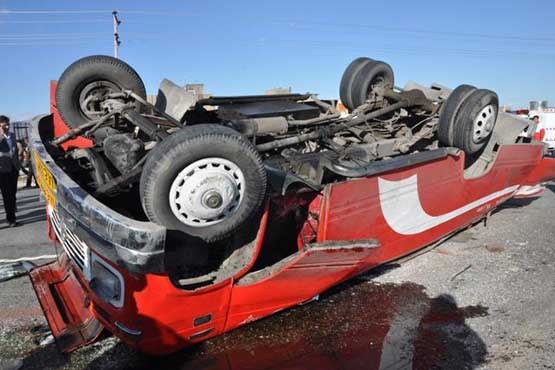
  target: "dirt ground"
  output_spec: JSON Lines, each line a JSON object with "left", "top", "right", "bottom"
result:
{"left": 0, "top": 185, "right": 554, "bottom": 370}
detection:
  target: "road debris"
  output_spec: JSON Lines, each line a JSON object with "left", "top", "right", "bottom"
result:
{"left": 450, "top": 264, "right": 473, "bottom": 281}
{"left": 0, "top": 255, "right": 56, "bottom": 263}
{"left": 0, "top": 262, "right": 35, "bottom": 283}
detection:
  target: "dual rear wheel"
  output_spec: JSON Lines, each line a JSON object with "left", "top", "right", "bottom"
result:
{"left": 438, "top": 85, "right": 499, "bottom": 155}
{"left": 339, "top": 57, "right": 499, "bottom": 156}
{"left": 340, "top": 57, "right": 394, "bottom": 111}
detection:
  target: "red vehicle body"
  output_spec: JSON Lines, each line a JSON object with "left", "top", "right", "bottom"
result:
{"left": 29, "top": 83, "right": 555, "bottom": 355}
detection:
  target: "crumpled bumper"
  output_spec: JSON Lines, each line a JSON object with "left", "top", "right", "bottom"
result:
{"left": 29, "top": 255, "right": 104, "bottom": 352}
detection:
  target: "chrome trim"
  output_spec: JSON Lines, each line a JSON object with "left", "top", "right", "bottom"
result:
{"left": 115, "top": 321, "right": 142, "bottom": 336}
{"left": 49, "top": 205, "right": 125, "bottom": 308}
{"left": 48, "top": 205, "right": 90, "bottom": 279}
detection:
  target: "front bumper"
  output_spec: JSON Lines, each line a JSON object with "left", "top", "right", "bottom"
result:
{"left": 29, "top": 255, "right": 104, "bottom": 352}
{"left": 30, "top": 113, "right": 167, "bottom": 273}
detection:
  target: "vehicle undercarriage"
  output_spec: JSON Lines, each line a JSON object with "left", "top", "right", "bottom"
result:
{"left": 48, "top": 55, "right": 511, "bottom": 242}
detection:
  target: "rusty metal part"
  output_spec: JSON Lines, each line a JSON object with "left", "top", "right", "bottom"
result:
{"left": 141, "top": 114, "right": 180, "bottom": 128}
{"left": 256, "top": 100, "right": 408, "bottom": 152}
{"left": 113, "top": 90, "right": 183, "bottom": 128}
{"left": 70, "top": 148, "right": 113, "bottom": 188}
{"left": 231, "top": 117, "right": 289, "bottom": 136}
{"left": 52, "top": 112, "right": 115, "bottom": 146}
{"left": 322, "top": 147, "right": 459, "bottom": 178}
{"left": 122, "top": 110, "right": 169, "bottom": 141}
{"left": 382, "top": 89, "right": 435, "bottom": 112}
{"left": 103, "top": 134, "right": 146, "bottom": 174}
{"left": 287, "top": 112, "right": 342, "bottom": 127}
{"left": 93, "top": 165, "right": 142, "bottom": 196}
{"left": 310, "top": 96, "right": 339, "bottom": 114}
{"left": 93, "top": 151, "right": 149, "bottom": 196}
{"left": 197, "top": 93, "right": 311, "bottom": 106}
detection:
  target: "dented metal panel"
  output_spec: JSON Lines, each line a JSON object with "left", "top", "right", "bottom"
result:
{"left": 29, "top": 255, "right": 104, "bottom": 352}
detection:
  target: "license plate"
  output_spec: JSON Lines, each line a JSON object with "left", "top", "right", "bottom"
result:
{"left": 33, "top": 150, "right": 57, "bottom": 210}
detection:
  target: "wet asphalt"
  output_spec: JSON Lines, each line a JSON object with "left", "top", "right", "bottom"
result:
{"left": 0, "top": 185, "right": 554, "bottom": 370}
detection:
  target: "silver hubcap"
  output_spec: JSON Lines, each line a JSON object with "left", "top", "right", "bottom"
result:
{"left": 169, "top": 157, "right": 245, "bottom": 227}
{"left": 473, "top": 104, "right": 496, "bottom": 143}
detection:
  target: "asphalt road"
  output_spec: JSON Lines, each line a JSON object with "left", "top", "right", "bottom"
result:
{"left": 0, "top": 185, "right": 554, "bottom": 370}
{"left": 0, "top": 187, "right": 55, "bottom": 331}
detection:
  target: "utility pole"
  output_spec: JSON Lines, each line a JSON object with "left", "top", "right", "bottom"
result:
{"left": 112, "top": 10, "right": 121, "bottom": 58}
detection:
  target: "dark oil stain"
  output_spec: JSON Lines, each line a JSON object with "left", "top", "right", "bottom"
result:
{"left": 484, "top": 244, "right": 505, "bottom": 253}
{"left": 19, "top": 281, "right": 489, "bottom": 370}
{"left": 434, "top": 249, "right": 451, "bottom": 255}
{"left": 462, "top": 244, "right": 505, "bottom": 253}
{"left": 148, "top": 281, "right": 488, "bottom": 370}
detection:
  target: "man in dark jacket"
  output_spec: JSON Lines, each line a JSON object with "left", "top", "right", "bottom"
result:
{"left": 0, "top": 115, "right": 20, "bottom": 227}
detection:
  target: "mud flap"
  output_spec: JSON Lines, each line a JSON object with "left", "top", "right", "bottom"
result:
{"left": 29, "top": 255, "right": 104, "bottom": 352}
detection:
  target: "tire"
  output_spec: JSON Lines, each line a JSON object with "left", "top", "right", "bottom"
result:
{"left": 140, "top": 124, "right": 267, "bottom": 242}
{"left": 339, "top": 57, "right": 373, "bottom": 111}
{"left": 55, "top": 55, "right": 146, "bottom": 128}
{"left": 437, "top": 84, "right": 477, "bottom": 147}
{"left": 452, "top": 89, "right": 499, "bottom": 155}
{"left": 350, "top": 60, "right": 394, "bottom": 109}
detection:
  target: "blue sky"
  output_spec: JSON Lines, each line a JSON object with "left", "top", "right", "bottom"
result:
{"left": 0, "top": 0, "right": 554, "bottom": 121}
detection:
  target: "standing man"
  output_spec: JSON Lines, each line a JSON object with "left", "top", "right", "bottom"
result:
{"left": 0, "top": 115, "right": 20, "bottom": 227}
{"left": 531, "top": 115, "right": 546, "bottom": 142}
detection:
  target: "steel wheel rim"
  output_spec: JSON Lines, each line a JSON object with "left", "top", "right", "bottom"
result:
{"left": 169, "top": 157, "right": 245, "bottom": 227}
{"left": 472, "top": 104, "right": 496, "bottom": 143}
{"left": 79, "top": 80, "right": 120, "bottom": 120}
{"left": 366, "top": 74, "right": 386, "bottom": 101}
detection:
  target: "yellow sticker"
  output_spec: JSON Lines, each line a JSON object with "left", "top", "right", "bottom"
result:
{"left": 33, "top": 150, "right": 57, "bottom": 210}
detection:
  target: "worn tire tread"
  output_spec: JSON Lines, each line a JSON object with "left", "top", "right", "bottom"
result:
{"left": 56, "top": 55, "right": 146, "bottom": 128}
{"left": 339, "top": 57, "right": 373, "bottom": 111}
{"left": 350, "top": 60, "right": 394, "bottom": 109}
{"left": 437, "top": 84, "right": 477, "bottom": 147}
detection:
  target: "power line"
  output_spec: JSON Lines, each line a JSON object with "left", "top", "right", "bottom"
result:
{"left": 120, "top": 34, "right": 555, "bottom": 60}
{"left": 0, "top": 40, "right": 99, "bottom": 46}
{"left": 1, "top": 10, "right": 553, "bottom": 57}
{"left": 0, "top": 9, "right": 193, "bottom": 15}
{"left": 0, "top": 9, "right": 112, "bottom": 14}
{"left": 283, "top": 19, "right": 555, "bottom": 44}
{"left": 0, "top": 33, "right": 108, "bottom": 40}
{"left": 0, "top": 19, "right": 109, "bottom": 24}
{"left": 1, "top": 10, "right": 549, "bottom": 44}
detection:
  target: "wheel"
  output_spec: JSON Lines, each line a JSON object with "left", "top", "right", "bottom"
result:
{"left": 452, "top": 89, "right": 499, "bottom": 155}
{"left": 350, "top": 60, "right": 394, "bottom": 110}
{"left": 140, "top": 124, "right": 267, "bottom": 242}
{"left": 339, "top": 57, "right": 373, "bottom": 111}
{"left": 55, "top": 55, "right": 146, "bottom": 128}
{"left": 438, "top": 84, "right": 477, "bottom": 147}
